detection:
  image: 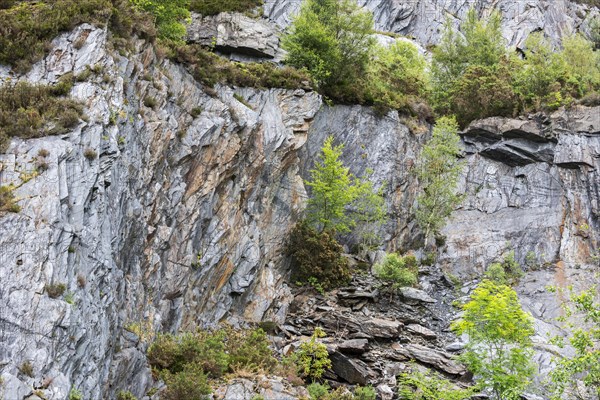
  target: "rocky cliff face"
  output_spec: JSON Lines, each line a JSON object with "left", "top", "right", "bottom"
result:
{"left": 0, "top": 0, "right": 598, "bottom": 399}
{"left": 0, "top": 23, "right": 321, "bottom": 399}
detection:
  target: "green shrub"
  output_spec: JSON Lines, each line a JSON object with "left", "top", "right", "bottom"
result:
{"left": 0, "top": 186, "right": 20, "bottom": 213}
{"left": 293, "top": 327, "right": 331, "bottom": 381}
{"left": 224, "top": 327, "right": 276, "bottom": 373}
{"left": 374, "top": 253, "right": 418, "bottom": 289}
{"left": 397, "top": 368, "right": 478, "bottom": 399}
{"left": 190, "top": 0, "right": 262, "bottom": 16}
{"left": 160, "top": 363, "right": 211, "bottom": 400}
{"left": 0, "top": 0, "right": 114, "bottom": 72}
{"left": 129, "top": 0, "right": 189, "bottom": 42}
{"left": 117, "top": 391, "right": 138, "bottom": 400}
{"left": 353, "top": 385, "right": 377, "bottom": 400}
{"left": 282, "top": 0, "right": 375, "bottom": 91}
{"left": 367, "top": 40, "right": 429, "bottom": 114}
{"left": 307, "top": 382, "right": 330, "bottom": 399}
{"left": 173, "top": 44, "right": 312, "bottom": 90}
{"left": 484, "top": 263, "right": 507, "bottom": 285}
{"left": 46, "top": 283, "right": 67, "bottom": 299}
{"left": 0, "top": 80, "right": 83, "bottom": 152}
{"left": 68, "top": 388, "right": 83, "bottom": 400}
{"left": 148, "top": 331, "right": 228, "bottom": 377}
{"left": 288, "top": 221, "right": 350, "bottom": 290}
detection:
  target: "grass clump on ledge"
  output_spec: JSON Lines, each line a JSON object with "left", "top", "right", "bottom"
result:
{"left": 0, "top": 0, "right": 113, "bottom": 73}
{"left": 0, "top": 80, "right": 84, "bottom": 152}
{"left": 147, "top": 326, "right": 277, "bottom": 399}
{"left": 173, "top": 44, "right": 312, "bottom": 90}
{"left": 0, "top": 185, "right": 21, "bottom": 213}
{"left": 190, "top": 0, "right": 263, "bottom": 16}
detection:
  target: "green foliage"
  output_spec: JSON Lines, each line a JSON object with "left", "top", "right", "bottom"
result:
{"left": 117, "top": 391, "right": 138, "bottom": 400}
{"left": 0, "top": 185, "right": 20, "bottom": 213}
{"left": 293, "top": 327, "right": 332, "bottom": 381}
{"left": 305, "top": 136, "right": 357, "bottom": 233}
{"left": 288, "top": 221, "right": 350, "bottom": 290}
{"left": 282, "top": 0, "right": 375, "bottom": 92}
{"left": 549, "top": 287, "right": 600, "bottom": 400}
{"left": 374, "top": 253, "right": 418, "bottom": 290}
{"left": 147, "top": 326, "right": 275, "bottom": 378}
{"left": 485, "top": 251, "right": 524, "bottom": 285}
{"left": 190, "top": 0, "right": 262, "bottom": 16}
{"left": 160, "top": 362, "right": 211, "bottom": 400}
{"left": 129, "top": 0, "right": 190, "bottom": 42}
{"left": 414, "top": 116, "right": 464, "bottom": 246}
{"left": 353, "top": 385, "right": 376, "bottom": 400}
{"left": 397, "top": 368, "right": 478, "bottom": 400}
{"left": 451, "top": 280, "right": 535, "bottom": 400}
{"left": 148, "top": 330, "right": 228, "bottom": 377}
{"left": 68, "top": 388, "right": 83, "bottom": 400}
{"left": 0, "top": 80, "right": 84, "bottom": 152}
{"left": 367, "top": 40, "right": 430, "bottom": 113}
{"left": 431, "top": 9, "right": 512, "bottom": 125}
{"left": 0, "top": 0, "right": 113, "bottom": 72}
{"left": 173, "top": 44, "right": 312, "bottom": 89}
{"left": 307, "top": 382, "right": 330, "bottom": 399}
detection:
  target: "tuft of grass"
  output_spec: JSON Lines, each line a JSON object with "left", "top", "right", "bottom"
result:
{"left": 46, "top": 283, "right": 67, "bottom": 298}
{"left": 173, "top": 44, "right": 312, "bottom": 91}
{"left": 0, "top": 185, "right": 20, "bottom": 213}
{"left": 143, "top": 96, "right": 157, "bottom": 108}
{"left": 0, "top": 81, "right": 83, "bottom": 153}
{"left": 0, "top": 0, "right": 155, "bottom": 73}
{"left": 83, "top": 148, "right": 97, "bottom": 160}
{"left": 18, "top": 361, "right": 34, "bottom": 377}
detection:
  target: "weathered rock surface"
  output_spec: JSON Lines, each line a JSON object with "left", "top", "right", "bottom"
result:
{"left": 0, "top": 24, "right": 320, "bottom": 399}
{"left": 187, "top": 12, "right": 283, "bottom": 61}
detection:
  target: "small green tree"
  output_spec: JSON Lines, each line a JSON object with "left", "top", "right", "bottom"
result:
{"left": 293, "top": 327, "right": 332, "bottom": 381}
{"left": 431, "top": 8, "right": 509, "bottom": 122}
{"left": 374, "top": 253, "right": 418, "bottom": 290}
{"left": 451, "top": 280, "right": 535, "bottom": 400}
{"left": 282, "top": 0, "right": 375, "bottom": 97}
{"left": 305, "top": 136, "right": 357, "bottom": 233}
{"left": 367, "top": 40, "right": 430, "bottom": 112}
{"left": 549, "top": 287, "right": 600, "bottom": 400}
{"left": 414, "top": 116, "right": 464, "bottom": 247}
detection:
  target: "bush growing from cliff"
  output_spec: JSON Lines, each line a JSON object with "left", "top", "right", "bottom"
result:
{"left": 451, "top": 280, "right": 535, "bottom": 400}
{"left": 430, "top": 9, "right": 517, "bottom": 126}
{"left": 173, "top": 44, "right": 312, "bottom": 89}
{"left": 374, "top": 253, "right": 418, "bottom": 290}
{"left": 288, "top": 221, "right": 350, "bottom": 289}
{"left": 160, "top": 363, "right": 211, "bottom": 400}
{"left": 129, "top": 0, "right": 190, "bottom": 42}
{"left": 414, "top": 116, "right": 464, "bottom": 247}
{"left": 282, "top": 0, "right": 375, "bottom": 96}
{"left": 0, "top": 80, "right": 84, "bottom": 152}
{"left": 367, "top": 40, "right": 430, "bottom": 114}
